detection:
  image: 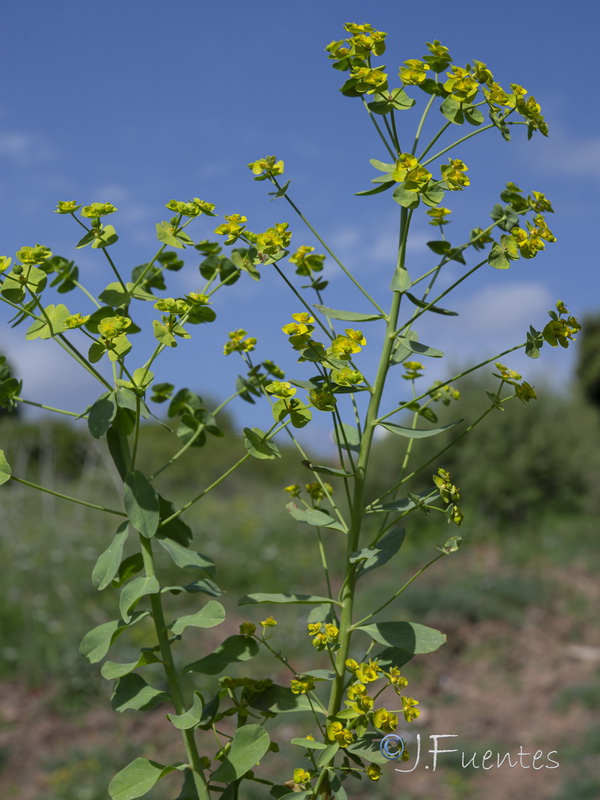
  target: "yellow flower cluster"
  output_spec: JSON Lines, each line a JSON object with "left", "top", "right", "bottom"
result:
{"left": 166, "top": 198, "right": 216, "bottom": 217}
{"left": 289, "top": 245, "right": 325, "bottom": 276}
{"left": 223, "top": 329, "right": 257, "bottom": 355}
{"left": 441, "top": 159, "right": 470, "bottom": 190}
{"left": 81, "top": 202, "right": 117, "bottom": 218}
{"left": 214, "top": 214, "right": 247, "bottom": 243}
{"left": 247, "top": 155, "right": 284, "bottom": 181}
{"left": 433, "top": 467, "right": 464, "bottom": 526}
{"left": 327, "top": 721, "right": 355, "bottom": 747}
{"left": 246, "top": 222, "right": 291, "bottom": 255}
{"left": 392, "top": 154, "right": 432, "bottom": 191}
{"left": 427, "top": 207, "right": 452, "bottom": 226}
{"left": 307, "top": 621, "right": 339, "bottom": 650}
{"left": 511, "top": 214, "right": 555, "bottom": 259}
{"left": 290, "top": 676, "right": 315, "bottom": 695}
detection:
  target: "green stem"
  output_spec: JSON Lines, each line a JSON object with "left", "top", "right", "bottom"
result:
{"left": 139, "top": 537, "right": 211, "bottom": 800}
{"left": 327, "top": 208, "right": 411, "bottom": 720}
{"left": 158, "top": 454, "right": 250, "bottom": 529}
{"left": 377, "top": 342, "right": 526, "bottom": 424}
{"left": 411, "top": 94, "right": 437, "bottom": 156}
{"left": 394, "top": 257, "right": 487, "bottom": 337}
{"left": 15, "top": 397, "right": 83, "bottom": 418}
{"left": 353, "top": 553, "right": 446, "bottom": 626}
{"left": 271, "top": 178, "right": 386, "bottom": 316}
{"left": 361, "top": 99, "right": 396, "bottom": 159}
{"left": 10, "top": 475, "right": 126, "bottom": 516}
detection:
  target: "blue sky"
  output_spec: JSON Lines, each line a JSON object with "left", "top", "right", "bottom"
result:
{"left": 2, "top": 0, "right": 598, "bottom": 450}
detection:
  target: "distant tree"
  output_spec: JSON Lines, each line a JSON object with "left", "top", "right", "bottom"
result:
{"left": 575, "top": 314, "right": 600, "bottom": 409}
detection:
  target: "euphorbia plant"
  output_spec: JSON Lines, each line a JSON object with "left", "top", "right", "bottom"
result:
{"left": 0, "top": 21, "right": 580, "bottom": 800}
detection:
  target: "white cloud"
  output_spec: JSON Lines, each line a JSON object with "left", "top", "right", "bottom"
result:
{"left": 0, "top": 131, "right": 53, "bottom": 164}
{"left": 525, "top": 127, "right": 600, "bottom": 177}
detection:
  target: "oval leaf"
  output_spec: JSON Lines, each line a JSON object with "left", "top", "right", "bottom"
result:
{"left": 182, "top": 635, "right": 259, "bottom": 676}
{"left": 240, "top": 593, "right": 338, "bottom": 606}
{"left": 314, "top": 305, "right": 384, "bottom": 322}
{"left": 356, "top": 621, "right": 446, "bottom": 655}
{"left": 211, "top": 725, "right": 270, "bottom": 783}
{"left": 171, "top": 601, "right": 226, "bottom": 635}
{"left": 377, "top": 419, "right": 461, "bottom": 438}
{"left": 119, "top": 576, "right": 160, "bottom": 623}
{"left": 109, "top": 757, "right": 182, "bottom": 800}
{"left": 243, "top": 427, "right": 281, "bottom": 459}
{"left": 0, "top": 449, "right": 12, "bottom": 485}
{"left": 167, "top": 691, "right": 204, "bottom": 730}
{"left": 124, "top": 471, "right": 159, "bottom": 538}
{"left": 92, "top": 522, "right": 129, "bottom": 590}
{"left": 111, "top": 673, "right": 169, "bottom": 713}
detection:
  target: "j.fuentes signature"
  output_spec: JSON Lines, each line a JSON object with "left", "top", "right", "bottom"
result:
{"left": 380, "top": 733, "right": 559, "bottom": 772}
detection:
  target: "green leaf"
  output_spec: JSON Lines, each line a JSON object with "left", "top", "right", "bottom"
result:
{"left": 98, "top": 283, "right": 130, "bottom": 307}
{"left": 76, "top": 229, "right": 96, "bottom": 249}
{"left": 0, "top": 450, "right": 12, "bottom": 485}
{"left": 250, "top": 685, "right": 319, "bottom": 715}
{"left": 157, "top": 537, "right": 215, "bottom": 575}
{"left": 156, "top": 221, "right": 185, "bottom": 249}
{"left": 378, "top": 419, "right": 461, "bottom": 439}
{"left": 390, "top": 265, "right": 412, "bottom": 292}
{"left": 182, "top": 635, "right": 259, "bottom": 675}
{"left": 167, "top": 692, "right": 204, "bottom": 730}
{"left": 124, "top": 471, "right": 160, "bottom": 538}
{"left": 426, "top": 240, "right": 466, "bottom": 264}
{"left": 92, "top": 224, "right": 119, "bottom": 249}
{"left": 101, "top": 651, "right": 159, "bottom": 680}
{"left": 25, "top": 303, "right": 71, "bottom": 339}
{"left": 286, "top": 502, "right": 346, "bottom": 532}
{"left": 316, "top": 743, "right": 340, "bottom": 768}
{"left": 366, "top": 488, "right": 435, "bottom": 514}
{"left": 392, "top": 335, "right": 444, "bottom": 361}
{"left": 313, "top": 305, "right": 384, "bottom": 322}
{"left": 356, "top": 528, "right": 406, "bottom": 576}
{"left": 152, "top": 319, "right": 176, "bottom": 347}
{"left": 356, "top": 621, "right": 446, "bottom": 655}
{"left": 369, "top": 158, "right": 396, "bottom": 172}
{"left": 301, "top": 460, "right": 354, "bottom": 478}
{"left": 162, "top": 580, "right": 223, "bottom": 597}
{"left": 526, "top": 326, "right": 543, "bottom": 359}
{"left": 92, "top": 522, "right": 129, "bottom": 590}
{"left": 488, "top": 234, "right": 520, "bottom": 270}
{"left": 356, "top": 181, "right": 395, "bottom": 197}
{"left": 243, "top": 427, "right": 281, "bottom": 459}
{"left": 88, "top": 340, "right": 107, "bottom": 363}
{"left": 109, "top": 757, "right": 183, "bottom": 800}
{"left": 79, "top": 612, "right": 149, "bottom": 663}
{"left": 405, "top": 291, "right": 458, "bottom": 315}
{"left": 440, "top": 96, "right": 464, "bottom": 125}
{"left": 110, "top": 673, "right": 170, "bottom": 714}
{"left": 464, "top": 104, "right": 484, "bottom": 126}
{"left": 392, "top": 185, "right": 420, "bottom": 209}
{"left": 240, "top": 593, "right": 337, "bottom": 605}
{"left": 211, "top": 725, "right": 270, "bottom": 783}
{"left": 420, "top": 181, "right": 446, "bottom": 208}
{"left": 171, "top": 601, "right": 226, "bottom": 635}
{"left": 332, "top": 422, "right": 360, "bottom": 454}
{"left": 346, "top": 734, "right": 389, "bottom": 764}
{"left": 291, "top": 738, "right": 328, "bottom": 750}
{"left": 119, "top": 576, "right": 160, "bottom": 623}
{"left": 86, "top": 391, "right": 117, "bottom": 438}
